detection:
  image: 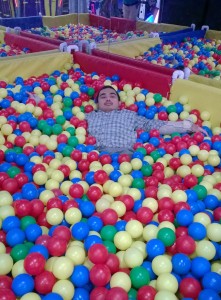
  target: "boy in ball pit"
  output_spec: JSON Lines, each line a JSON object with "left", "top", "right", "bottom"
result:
{"left": 85, "top": 85, "right": 207, "bottom": 155}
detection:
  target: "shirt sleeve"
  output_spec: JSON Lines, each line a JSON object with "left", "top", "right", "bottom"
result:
{"left": 135, "top": 115, "right": 168, "bottom": 131}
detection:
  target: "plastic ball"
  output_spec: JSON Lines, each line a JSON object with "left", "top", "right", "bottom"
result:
{"left": 12, "top": 274, "right": 34, "bottom": 297}
{"left": 52, "top": 256, "right": 73, "bottom": 280}
{"left": 34, "top": 270, "right": 56, "bottom": 294}
{"left": 152, "top": 255, "right": 172, "bottom": 276}
{"left": 52, "top": 279, "right": 75, "bottom": 300}
{"left": 24, "top": 252, "right": 45, "bottom": 276}
{"left": 137, "top": 286, "right": 157, "bottom": 300}
{"left": 88, "top": 244, "right": 108, "bottom": 264}
{"left": 0, "top": 253, "right": 13, "bottom": 275}
{"left": 110, "top": 271, "right": 131, "bottom": 292}
{"left": 89, "top": 264, "right": 111, "bottom": 287}
{"left": 106, "top": 287, "right": 128, "bottom": 300}
{"left": 179, "top": 277, "right": 202, "bottom": 299}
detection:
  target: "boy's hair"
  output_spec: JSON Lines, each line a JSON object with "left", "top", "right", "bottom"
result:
{"left": 95, "top": 85, "right": 120, "bottom": 103}
{"left": 175, "top": 65, "right": 185, "bottom": 71}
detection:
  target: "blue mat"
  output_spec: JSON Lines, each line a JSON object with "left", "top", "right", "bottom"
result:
{"left": 161, "top": 29, "right": 206, "bottom": 44}
{"left": 0, "top": 16, "right": 43, "bottom": 30}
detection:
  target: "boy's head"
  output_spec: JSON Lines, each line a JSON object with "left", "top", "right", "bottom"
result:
{"left": 96, "top": 86, "right": 120, "bottom": 112}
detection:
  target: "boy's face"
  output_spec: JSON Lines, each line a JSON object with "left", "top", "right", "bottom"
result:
{"left": 97, "top": 88, "right": 119, "bottom": 112}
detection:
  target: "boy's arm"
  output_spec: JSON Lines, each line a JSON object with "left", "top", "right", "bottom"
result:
{"left": 136, "top": 115, "right": 208, "bottom": 136}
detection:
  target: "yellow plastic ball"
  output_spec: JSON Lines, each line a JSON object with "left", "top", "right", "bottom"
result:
{"left": 196, "top": 240, "right": 216, "bottom": 260}
{"left": 201, "top": 111, "right": 211, "bottom": 121}
{"left": 156, "top": 273, "right": 178, "bottom": 293}
{"left": 33, "top": 171, "right": 48, "bottom": 185}
{"left": 197, "top": 150, "right": 209, "bottom": 161}
{"left": 96, "top": 199, "right": 110, "bottom": 213}
{"left": 131, "top": 158, "right": 142, "bottom": 170}
{"left": 126, "top": 220, "right": 143, "bottom": 239}
{"left": 124, "top": 247, "right": 144, "bottom": 268}
{"left": 114, "top": 231, "right": 132, "bottom": 250}
{"left": 108, "top": 182, "right": 123, "bottom": 197}
{"left": 194, "top": 212, "right": 211, "bottom": 227}
{"left": 110, "top": 201, "right": 126, "bottom": 217}
{"left": 211, "top": 262, "right": 221, "bottom": 274}
{"left": 207, "top": 154, "right": 220, "bottom": 167}
{"left": 1, "top": 124, "right": 13, "bottom": 135}
{"left": 0, "top": 205, "right": 15, "bottom": 220}
{"left": 128, "top": 188, "right": 141, "bottom": 201}
{"left": 207, "top": 223, "right": 221, "bottom": 242}
{"left": 177, "top": 165, "right": 191, "bottom": 177}
{"left": 46, "top": 208, "right": 63, "bottom": 225}
{"left": 131, "top": 241, "right": 147, "bottom": 258}
{"left": 180, "top": 154, "right": 192, "bottom": 165}
{"left": 155, "top": 290, "right": 178, "bottom": 300}
{"left": 52, "top": 279, "right": 75, "bottom": 300}
{"left": 118, "top": 175, "right": 133, "bottom": 187}
{"left": 120, "top": 162, "right": 132, "bottom": 174}
{"left": 65, "top": 246, "right": 86, "bottom": 265}
{"left": 65, "top": 208, "right": 82, "bottom": 225}
{"left": 0, "top": 242, "right": 6, "bottom": 254}
{"left": 20, "top": 293, "right": 41, "bottom": 300}
{"left": 143, "top": 224, "right": 158, "bottom": 241}
{"left": 0, "top": 191, "right": 13, "bottom": 206}
{"left": 12, "top": 260, "right": 26, "bottom": 277}
{"left": 123, "top": 84, "right": 132, "bottom": 92}
{"left": 51, "top": 170, "right": 65, "bottom": 182}
{"left": 39, "top": 190, "right": 55, "bottom": 205}
{"left": 52, "top": 256, "right": 73, "bottom": 279}
{"left": 142, "top": 197, "right": 158, "bottom": 213}
{"left": 110, "top": 272, "right": 131, "bottom": 292}
{"left": 191, "top": 164, "right": 204, "bottom": 177}
{"left": 157, "top": 188, "right": 172, "bottom": 199}
{"left": 152, "top": 255, "right": 172, "bottom": 276}
{"left": 171, "top": 190, "right": 187, "bottom": 203}
{"left": 0, "top": 253, "right": 13, "bottom": 275}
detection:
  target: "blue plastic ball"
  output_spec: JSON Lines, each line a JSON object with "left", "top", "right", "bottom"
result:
{"left": 202, "top": 272, "right": 221, "bottom": 293}
{"left": 12, "top": 274, "right": 34, "bottom": 297}
{"left": 71, "top": 221, "right": 89, "bottom": 240}
{"left": 2, "top": 216, "right": 21, "bottom": 233}
{"left": 70, "top": 265, "right": 90, "bottom": 287}
{"left": 176, "top": 209, "right": 193, "bottom": 226}
{"left": 171, "top": 253, "right": 191, "bottom": 275}
{"left": 146, "top": 238, "right": 165, "bottom": 259}
{"left": 87, "top": 216, "right": 103, "bottom": 232}
{"left": 28, "top": 244, "right": 49, "bottom": 260}
{"left": 6, "top": 228, "right": 26, "bottom": 247}
{"left": 191, "top": 257, "right": 211, "bottom": 278}
{"left": 84, "top": 235, "right": 103, "bottom": 251}
{"left": 188, "top": 222, "right": 207, "bottom": 240}
{"left": 198, "top": 289, "right": 221, "bottom": 300}
{"left": 79, "top": 201, "right": 95, "bottom": 217}
{"left": 25, "top": 223, "right": 42, "bottom": 242}
{"left": 21, "top": 183, "right": 39, "bottom": 200}
{"left": 43, "top": 293, "right": 63, "bottom": 300}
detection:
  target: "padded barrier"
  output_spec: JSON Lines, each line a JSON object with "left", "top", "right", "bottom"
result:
{"left": 0, "top": 52, "right": 72, "bottom": 82}
{"left": 4, "top": 33, "right": 59, "bottom": 52}
{"left": 206, "top": 29, "right": 221, "bottom": 40}
{"left": 159, "top": 27, "right": 193, "bottom": 37}
{"left": 161, "top": 29, "right": 206, "bottom": 44}
{"left": 43, "top": 13, "right": 90, "bottom": 27}
{"left": 110, "top": 17, "right": 136, "bottom": 33}
{"left": 73, "top": 52, "right": 171, "bottom": 97}
{"left": 21, "top": 31, "right": 61, "bottom": 46}
{"left": 97, "top": 37, "right": 161, "bottom": 58}
{"left": 170, "top": 79, "right": 221, "bottom": 127}
{"left": 92, "top": 49, "right": 174, "bottom": 76}
{"left": 0, "top": 16, "right": 43, "bottom": 30}
{"left": 89, "top": 14, "right": 111, "bottom": 30}
{"left": 189, "top": 74, "right": 221, "bottom": 90}
{"left": 136, "top": 21, "right": 188, "bottom": 33}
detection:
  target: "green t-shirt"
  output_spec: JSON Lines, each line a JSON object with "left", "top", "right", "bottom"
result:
{"left": 123, "top": 0, "right": 139, "bottom": 6}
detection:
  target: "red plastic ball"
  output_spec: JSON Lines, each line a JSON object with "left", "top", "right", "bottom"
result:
{"left": 176, "top": 226, "right": 188, "bottom": 238}
{"left": 118, "top": 154, "right": 131, "bottom": 163}
{"left": 158, "top": 197, "right": 174, "bottom": 211}
{"left": 2, "top": 178, "right": 19, "bottom": 194}
{"left": 213, "top": 207, "right": 221, "bottom": 221}
{"left": 137, "top": 286, "right": 157, "bottom": 300}
{"left": 88, "top": 244, "right": 109, "bottom": 264}
{"left": 70, "top": 150, "right": 82, "bottom": 162}
{"left": 0, "top": 275, "right": 12, "bottom": 289}
{"left": 13, "top": 200, "right": 32, "bottom": 218}
{"left": 94, "top": 170, "right": 108, "bottom": 185}
{"left": 69, "top": 183, "right": 84, "bottom": 198}
{"left": 62, "top": 200, "right": 79, "bottom": 212}
{"left": 14, "top": 136, "right": 26, "bottom": 147}
{"left": 158, "top": 209, "right": 175, "bottom": 223}
{"left": 136, "top": 207, "right": 153, "bottom": 224}
{"left": 173, "top": 202, "right": 190, "bottom": 214}
{"left": 145, "top": 186, "right": 158, "bottom": 198}
{"left": 46, "top": 198, "right": 63, "bottom": 210}
{"left": 87, "top": 151, "right": 99, "bottom": 162}
{"left": 24, "top": 253, "right": 46, "bottom": 276}
{"left": 90, "top": 264, "right": 111, "bottom": 287}
{"left": 105, "top": 253, "right": 120, "bottom": 274}
{"left": 179, "top": 277, "right": 202, "bottom": 299}
{"left": 87, "top": 186, "right": 103, "bottom": 202}
{"left": 106, "top": 287, "right": 128, "bottom": 300}
{"left": 118, "top": 195, "right": 134, "bottom": 211}
{"left": 123, "top": 211, "right": 137, "bottom": 222}
{"left": 58, "top": 164, "right": 71, "bottom": 177}
{"left": 35, "top": 234, "right": 51, "bottom": 247}
{"left": 0, "top": 289, "right": 16, "bottom": 300}
{"left": 47, "top": 236, "right": 67, "bottom": 256}
{"left": 30, "top": 199, "right": 45, "bottom": 218}
{"left": 183, "top": 174, "right": 198, "bottom": 188}
{"left": 90, "top": 287, "right": 108, "bottom": 300}
{"left": 176, "top": 235, "right": 196, "bottom": 255}
{"left": 14, "top": 173, "right": 29, "bottom": 188}
{"left": 101, "top": 208, "right": 118, "bottom": 225}
{"left": 34, "top": 270, "right": 56, "bottom": 294}
{"left": 78, "top": 159, "right": 90, "bottom": 172}
{"left": 99, "top": 154, "right": 112, "bottom": 165}
{"left": 52, "top": 226, "right": 71, "bottom": 243}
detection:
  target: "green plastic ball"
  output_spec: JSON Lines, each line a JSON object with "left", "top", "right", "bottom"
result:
{"left": 7, "top": 166, "right": 20, "bottom": 178}
{"left": 103, "top": 240, "right": 116, "bottom": 253}
{"left": 21, "top": 216, "right": 36, "bottom": 230}
{"left": 62, "top": 145, "right": 73, "bottom": 157}
{"left": 136, "top": 147, "right": 147, "bottom": 155}
{"left": 132, "top": 178, "right": 145, "bottom": 189}
{"left": 130, "top": 266, "right": 150, "bottom": 289}
{"left": 150, "top": 150, "right": 161, "bottom": 162}
{"left": 56, "top": 115, "right": 66, "bottom": 125}
{"left": 153, "top": 93, "right": 163, "bottom": 103}
{"left": 141, "top": 164, "right": 152, "bottom": 176}
{"left": 100, "top": 225, "right": 117, "bottom": 242}
{"left": 167, "top": 105, "right": 177, "bottom": 114}
{"left": 88, "top": 87, "right": 95, "bottom": 96}
{"left": 63, "top": 97, "right": 73, "bottom": 107}
{"left": 52, "top": 124, "right": 63, "bottom": 135}
{"left": 10, "top": 244, "right": 29, "bottom": 262}
{"left": 193, "top": 184, "right": 207, "bottom": 199}
{"left": 157, "top": 228, "right": 176, "bottom": 247}
{"left": 68, "top": 136, "right": 79, "bottom": 147}
{"left": 128, "top": 288, "right": 137, "bottom": 299}
{"left": 66, "top": 127, "right": 75, "bottom": 136}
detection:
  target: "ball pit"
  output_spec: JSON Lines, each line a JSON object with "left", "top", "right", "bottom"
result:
{"left": 27, "top": 24, "right": 147, "bottom": 44}
{"left": 0, "top": 43, "right": 30, "bottom": 57}
{"left": 0, "top": 61, "right": 220, "bottom": 300}
{"left": 137, "top": 37, "right": 221, "bottom": 79}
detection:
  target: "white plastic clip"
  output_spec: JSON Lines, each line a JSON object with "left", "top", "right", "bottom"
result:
{"left": 201, "top": 25, "right": 209, "bottom": 31}
{"left": 59, "top": 42, "right": 68, "bottom": 52}
{"left": 190, "top": 23, "right": 196, "bottom": 30}
{"left": 67, "top": 45, "right": 79, "bottom": 53}
{"left": 6, "top": 27, "right": 11, "bottom": 33}
{"left": 89, "top": 42, "right": 97, "bottom": 54}
{"left": 14, "top": 27, "right": 21, "bottom": 35}
{"left": 78, "top": 40, "right": 90, "bottom": 53}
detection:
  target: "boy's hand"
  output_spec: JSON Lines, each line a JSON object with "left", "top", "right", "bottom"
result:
{"left": 186, "top": 117, "right": 209, "bottom": 136}
{"left": 26, "top": 92, "right": 41, "bottom": 104}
